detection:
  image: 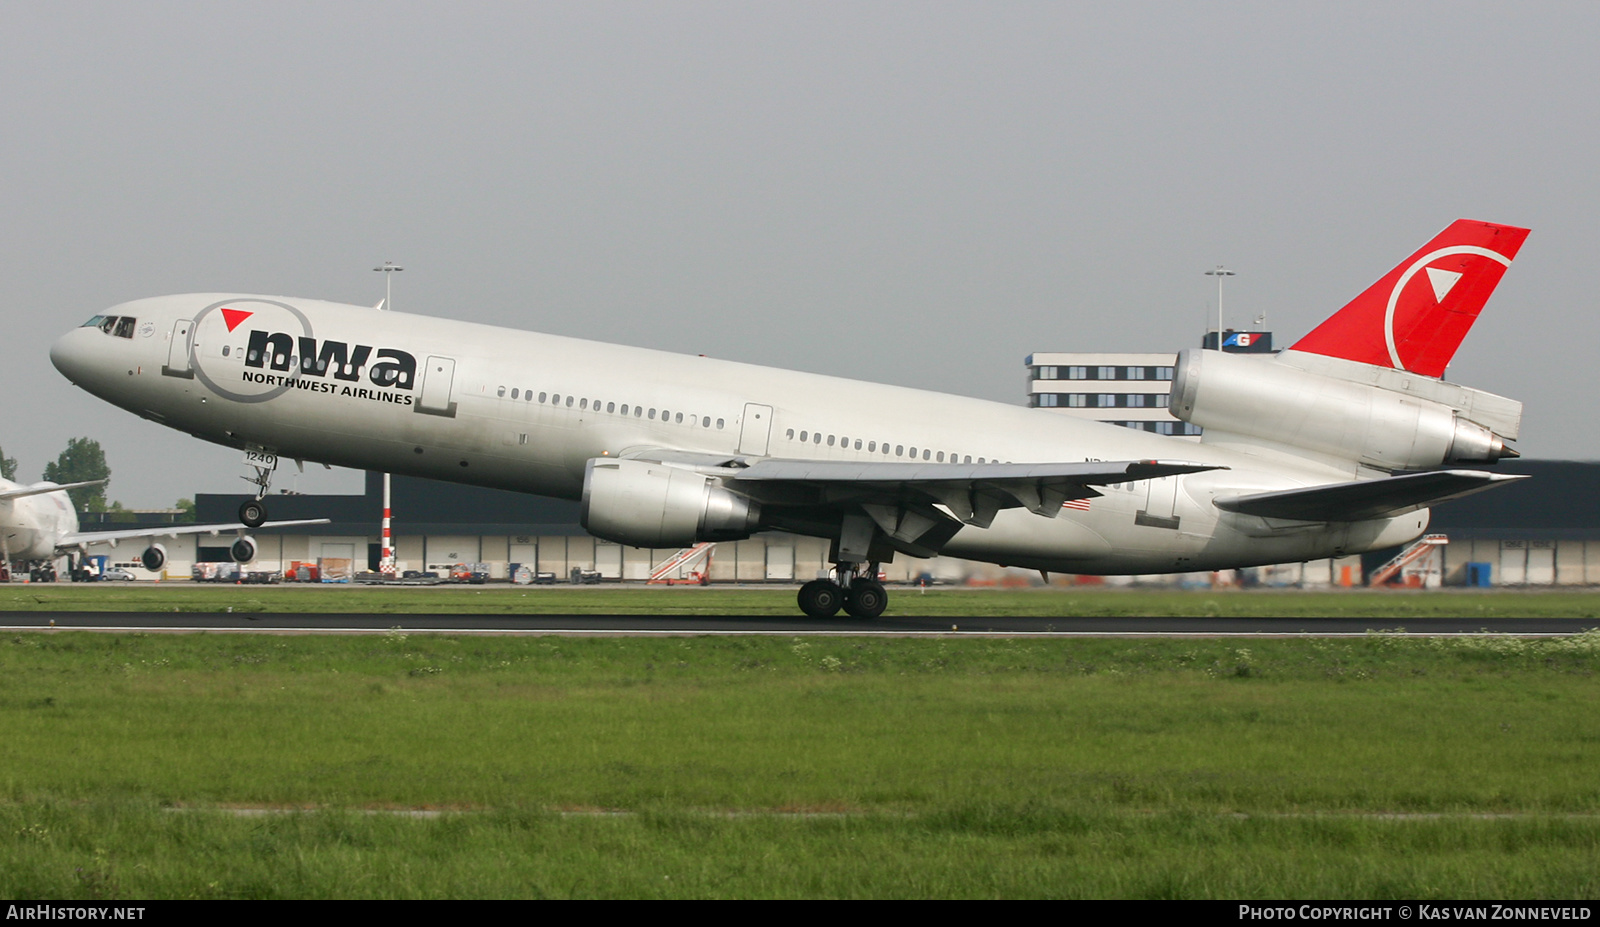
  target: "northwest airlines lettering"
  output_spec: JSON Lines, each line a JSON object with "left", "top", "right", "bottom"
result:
{"left": 238, "top": 369, "right": 414, "bottom": 405}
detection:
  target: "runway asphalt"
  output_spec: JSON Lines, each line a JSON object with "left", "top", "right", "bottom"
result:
{"left": 1, "top": 611, "right": 1596, "bottom": 635}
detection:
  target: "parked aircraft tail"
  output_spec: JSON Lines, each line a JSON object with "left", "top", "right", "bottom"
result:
{"left": 1290, "top": 219, "right": 1529, "bottom": 377}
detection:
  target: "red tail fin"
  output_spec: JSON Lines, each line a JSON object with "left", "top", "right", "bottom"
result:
{"left": 1289, "top": 219, "right": 1529, "bottom": 377}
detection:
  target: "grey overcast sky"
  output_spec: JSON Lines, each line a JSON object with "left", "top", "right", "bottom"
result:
{"left": 2, "top": 2, "right": 1594, "bottom": 508}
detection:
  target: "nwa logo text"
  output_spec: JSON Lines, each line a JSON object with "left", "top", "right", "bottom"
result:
{"left": 244, "top": 331, "right": 417, "bottom": 390}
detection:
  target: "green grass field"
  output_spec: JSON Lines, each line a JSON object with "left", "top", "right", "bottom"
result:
{"left": 5, "top": 582, "right": 1600, "bottom": 617}
{"left": 3, "top": 629, "right": 1599, "bottom": 898}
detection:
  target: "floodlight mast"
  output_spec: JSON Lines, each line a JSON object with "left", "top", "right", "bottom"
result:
{"left": 1205, "top": 266, "right": 1236, "bottom": 350}
{"left": 372, "top": 262, "right": 403, "bottom": 575}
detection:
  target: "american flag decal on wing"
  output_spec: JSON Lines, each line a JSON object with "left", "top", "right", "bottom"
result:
{"left": 1062, "top": 498, "right": 1091, "bottom": 511}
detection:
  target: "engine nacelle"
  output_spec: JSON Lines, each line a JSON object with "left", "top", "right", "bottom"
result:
{"left": 1171, "top": 349, "right": 1518, "bottom": 471}
{"left": 139, "top": 544, "right": 167, "bottom": 572}
{"left": 230, "top": 536, "right": 258, "bottom": 564}
{"left": 581, "top": 458, "right": 760, "bottom": 548}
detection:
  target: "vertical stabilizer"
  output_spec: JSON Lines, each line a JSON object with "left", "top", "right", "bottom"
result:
{"left": 1289, "top": 219, "right": 1528, "bottom": 377}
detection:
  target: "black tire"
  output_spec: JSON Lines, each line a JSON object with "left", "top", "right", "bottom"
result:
{"left": 797, "top": 579, "right": 843, "bottom": 618}
{"left": 843, "top": 580, "right": 888, "bottom": 619}
{"left": 239, "top": 500, "right": 267, "bottom": 529}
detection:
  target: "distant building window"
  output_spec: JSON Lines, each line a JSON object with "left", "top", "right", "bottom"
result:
{"left": 1067, "top": 366, "right": 1088, "bottom": 380}
{"left": 1156, "top": 367, "right": 1174, "bottom": 380}
{"left": 1068, "top": 394, "right": 1087, "bottom": 407}
{"left": 1098, "top": 366, "right": 1117, "bottom": 379}
{"left": 1127, "top": 394, "right": 1146, "bottom": 408}
{"left": 1037, "top": 394, "right": 1059, "bottom": 407}
{"left": 1126, "top": 367, "right": 1145, "bottom": 380}
{"left": 1155, "top": 394, "right": 1170, "bottom": 408}
{"left": 1097, "top": 394, "right": 1116, "bottom": 407}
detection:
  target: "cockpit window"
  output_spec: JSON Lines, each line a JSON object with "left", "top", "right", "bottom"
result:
{"left": 88, "top": 315, "right": 137, "bottom": 338}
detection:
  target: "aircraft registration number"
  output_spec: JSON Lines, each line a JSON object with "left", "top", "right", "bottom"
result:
{"left": 244, "top": 447, "right": 279, "bottom": 470}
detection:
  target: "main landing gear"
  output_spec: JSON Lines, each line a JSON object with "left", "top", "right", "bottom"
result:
{"left": 797, "top": 564, "right": 888, "bottom": 620}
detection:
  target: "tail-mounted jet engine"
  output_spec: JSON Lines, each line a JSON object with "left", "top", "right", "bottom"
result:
{"left": 582, "top": 458, "right": 760, "bottom": 548}
{"left": 230, "top": 536, "right": 258, "bottom": 564}
{"left": 1170, "top": 349, "right": 1519, "bottom": 471}
{"left": 139, "top": 544, "right": 167, "bottom": 572}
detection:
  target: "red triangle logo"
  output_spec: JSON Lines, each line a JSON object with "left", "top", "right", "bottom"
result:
{"left": 220, "top": 308, "right": 253, "bottom": 332}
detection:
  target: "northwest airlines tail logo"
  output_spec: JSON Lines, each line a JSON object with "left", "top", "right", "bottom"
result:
{"left": 244, "top": 330, "right": 417, "bottom": 389}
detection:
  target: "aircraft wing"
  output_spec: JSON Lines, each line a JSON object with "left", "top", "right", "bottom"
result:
{"left": 0, "top": 479, "right": 107, "bottom": 502}
{"left": 1213, "top": 470, "right": 1527, "bottom": 522}
{"left": 56, "top": 518, "right": 331, "bottom": 551}
{"left": 728, "top": 458, "right": 1222, "bottom": 528}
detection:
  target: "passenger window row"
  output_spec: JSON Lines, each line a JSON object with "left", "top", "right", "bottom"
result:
{"left": 495, "top": 385, "right": 725, "bottom": 430}
{"left": 782, "top": 428, "right": 1003, "bottom": 464}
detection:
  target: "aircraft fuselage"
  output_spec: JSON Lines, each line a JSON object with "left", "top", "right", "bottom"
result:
{"left": 50, "top": 294, "right": 1427, "bottom": 574}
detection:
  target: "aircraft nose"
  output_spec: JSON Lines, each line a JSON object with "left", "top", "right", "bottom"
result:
{"left": 50, "top": 325, "right": 99, "bottom": 384}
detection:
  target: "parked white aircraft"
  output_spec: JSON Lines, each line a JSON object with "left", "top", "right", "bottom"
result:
{"left": 50, "top": 220, "right": 1529, "bottom": 615}
{"left": 0, "top": 476, "right": 327, "bottom": 581}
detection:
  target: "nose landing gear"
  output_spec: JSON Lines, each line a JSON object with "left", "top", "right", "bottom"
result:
{"left": 238, "top": 446, "right": 277, "bottom": 528}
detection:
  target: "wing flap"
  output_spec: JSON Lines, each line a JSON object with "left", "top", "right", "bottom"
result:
{"left": 1214, "top": 470, "right": 1527, "bottom": 522}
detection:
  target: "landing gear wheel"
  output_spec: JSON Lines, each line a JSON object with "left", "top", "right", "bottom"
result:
{"left": 797, "top": 579, "right": 843, "bottom": 618}
{"left": 239, "top": 500, "right": 267, "bottom": 529}
{"left": 843, "top": 580, "right": 888, "bottom": 619}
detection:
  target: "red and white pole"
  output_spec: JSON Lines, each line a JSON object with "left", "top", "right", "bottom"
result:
{"left": 380, "top": 471, "right": 395, "bottom": 575}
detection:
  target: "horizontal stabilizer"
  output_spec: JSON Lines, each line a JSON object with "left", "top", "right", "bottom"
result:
{"left": 1214, "top": 470, "right": 1527, "bottom": 522}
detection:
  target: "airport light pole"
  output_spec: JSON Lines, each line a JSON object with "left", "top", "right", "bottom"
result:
{"left": 373, "top": 262, "right": 403, "bottom": 576}
{"left": 1205, "top": 266, "right": 1235, "bottom": 350}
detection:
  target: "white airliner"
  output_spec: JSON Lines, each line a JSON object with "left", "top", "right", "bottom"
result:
{"left": 49, "top": 220, "right": 1529, "bottom": 615}
{"left": 0, "top": 475, "right": 327, "bottom": 581}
